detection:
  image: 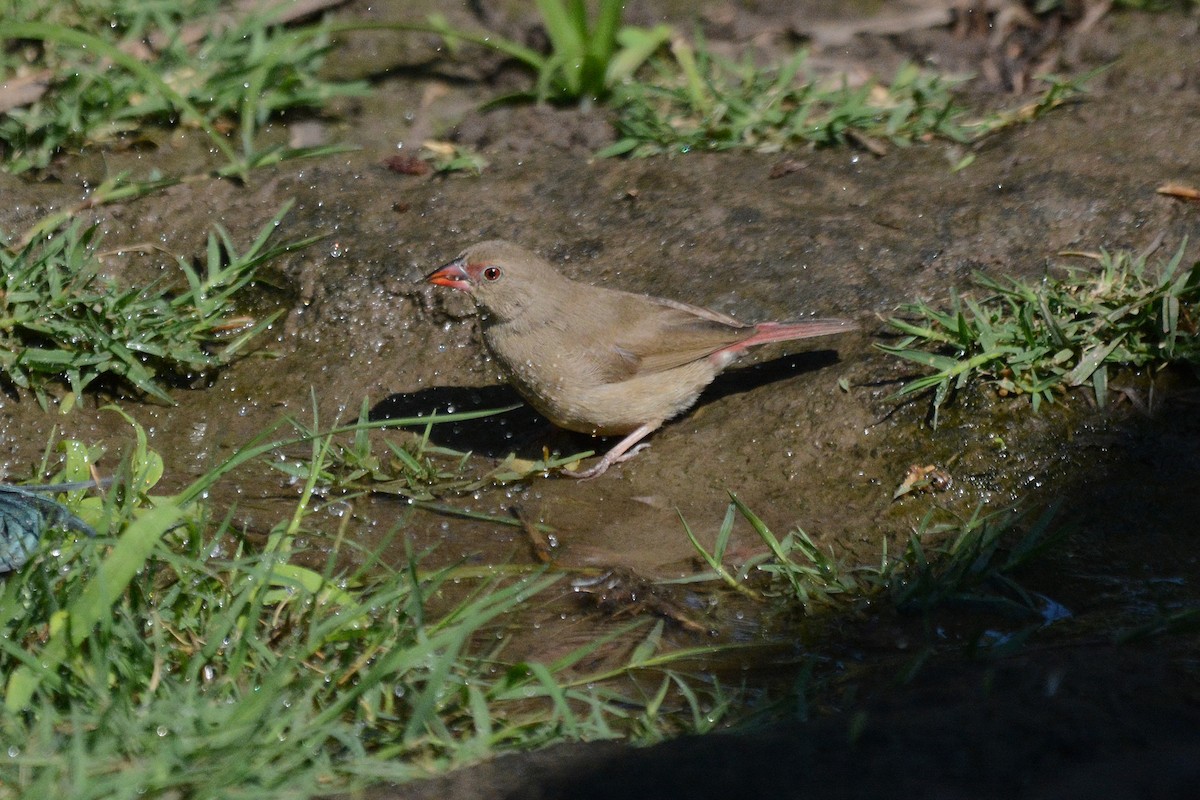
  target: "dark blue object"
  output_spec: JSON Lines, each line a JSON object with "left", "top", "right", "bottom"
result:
{"left": 0, "top": 482, "right": 100, "bottom": 572}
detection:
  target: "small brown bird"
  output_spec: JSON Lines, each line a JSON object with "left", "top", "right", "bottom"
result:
{"left": 426, "top": 240, "right": 854, "bottom": 478}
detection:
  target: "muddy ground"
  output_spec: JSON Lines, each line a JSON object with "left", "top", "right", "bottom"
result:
{"left": 3, "top": 1, "right": 1200, "bottom": 798}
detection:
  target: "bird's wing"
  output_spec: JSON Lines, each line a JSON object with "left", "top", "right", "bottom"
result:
{"left": 599, "top": 294, "right": 750, "bottom": 378}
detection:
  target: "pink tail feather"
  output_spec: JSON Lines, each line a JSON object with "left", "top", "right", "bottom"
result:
{"left": 709, "top": 318, "right": 856, "bottom": 366}
{"left": 741, "top": 319, "right": 857, "bottom": 347}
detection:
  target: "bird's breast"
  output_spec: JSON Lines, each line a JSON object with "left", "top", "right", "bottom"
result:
{"left": 482, "top": 323, "right": 718, "bottom": 436}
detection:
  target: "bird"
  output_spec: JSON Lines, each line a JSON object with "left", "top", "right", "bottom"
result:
{"left": 0, "top": 481, "right": 99, "bottom": 572}
{"left": 425, "top": 240, "right": 855, "bottom": 478}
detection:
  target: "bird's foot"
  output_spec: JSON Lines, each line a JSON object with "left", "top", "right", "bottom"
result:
{"left": 561, "top": 423, "right": 660, "bottom": 480}
{"left": 562, "top": 444, "right": 652, "bottom": 480}
{"left": 562, "top": 459, "right": 612, "bottom": 480}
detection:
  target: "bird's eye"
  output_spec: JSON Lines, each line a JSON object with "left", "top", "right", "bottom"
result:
{"left": 483, "top": 266, "right": 502, "bottom": 281}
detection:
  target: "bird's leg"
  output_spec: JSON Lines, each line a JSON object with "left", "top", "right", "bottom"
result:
{"left": 565, "top": 421, "right": 662, "bottom": 480}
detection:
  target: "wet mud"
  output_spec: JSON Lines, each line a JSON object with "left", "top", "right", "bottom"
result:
{"left": 3, "top": 3, "right": 1200, "bottom": 798}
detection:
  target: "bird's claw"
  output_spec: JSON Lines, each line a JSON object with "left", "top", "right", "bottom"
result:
{"left": 562, "top": 443, "right": 651, "bottom": 480}
{"left": 613, "top": 444, "right": 650, "bottom": 464}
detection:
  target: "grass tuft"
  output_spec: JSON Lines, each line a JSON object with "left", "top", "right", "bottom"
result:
{"left": 0, "top": 1, "right": 368, "bottom": 176}
{"left": 680, "top": 494, "right": 1065, "bottom": 620}
{"left": 600, "top": 38, "right": 1089, "bottom": 159}
{"left": 270, "top": 398, "right": 593, "bottom": 501}
{"left": 0, "top": 411, "right": 732, "bottom": 797}
{"left": 423, "top": 0, "right": 672, "bottom": 106}
{"left": 879, "top": 242, "right": 1200, "bottom": 425}
{"left": 0, "top": 202, "right": 314, "bottom": 410}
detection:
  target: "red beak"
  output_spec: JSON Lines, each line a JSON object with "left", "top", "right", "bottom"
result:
{"left": 426, "top": 259, "right": 473, "bottom": 290}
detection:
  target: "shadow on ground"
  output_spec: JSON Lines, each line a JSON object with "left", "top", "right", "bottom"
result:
{"left": 369, "top": 350, "right": 843, "bottom": 458}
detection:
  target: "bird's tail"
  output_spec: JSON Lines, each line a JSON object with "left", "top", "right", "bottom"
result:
{"left": 742, "top": 318, "right": 858, "bottom": 348}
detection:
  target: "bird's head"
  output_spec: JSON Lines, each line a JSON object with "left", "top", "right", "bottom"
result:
{"left": 426, "top": 240, "right": 563, "bottom": 322}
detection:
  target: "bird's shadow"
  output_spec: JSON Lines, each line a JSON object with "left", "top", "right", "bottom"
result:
{"left": 370, "top": 349, "right": 842, "bottom": 459}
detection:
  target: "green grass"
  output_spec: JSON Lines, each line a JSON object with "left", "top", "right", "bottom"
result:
{"left": 677, "top": 493, "right": 1064, "bottom": 620}
{"left": 886, "top": 504, "right": 1065, "bottom": 616}
{"left": 352, "top": 0, "right": 671, "bottom": 107}
{"left": 879, "top": 242, "right": 1200, "bottom": 425}
{"left": 0, "top": 412, "right": 732, "bottom": 799}
{"left": 423, "top": 0, "right": 672, "bottom": 105}
{"left": 0, "top": 202, "right": 312, "bottom": 411}
{"left": 0, "top": 402, "right": 1079, "bottom": 798}
{"left": 5, "top": 404, "right": 1065, "bottom": 797}
{"left": 269, "top": 398, "right": 594, "bottom": 501}
{"left": 409, "top": 9, "right": 1086, "bottom": 154}
{"left": 2, "top": 0, "right": 1096, "bottom": 178}
{"left": 600, "top": 38, "right": 1088, "bottom": 159}
{"left": 420, "top": 141, "right": 490, "bottom": 175}
{"left": 287, "top": 410, "right": 1067, "bottom": 623}
{"left": 0, "top": 0, "right": 367, "bottom": 177}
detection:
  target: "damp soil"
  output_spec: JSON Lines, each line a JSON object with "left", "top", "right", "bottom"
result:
{"left": 3, "top": 2, "right": 1200, "bottom": 798}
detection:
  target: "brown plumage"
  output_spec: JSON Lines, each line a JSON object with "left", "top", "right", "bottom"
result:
{"left": 426, "top": 240, "right": 854, "bottom": 478}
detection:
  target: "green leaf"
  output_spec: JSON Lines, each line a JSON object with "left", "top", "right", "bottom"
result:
{"left": 1062, "top": 336, "right": 1123, "bottom": 387}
